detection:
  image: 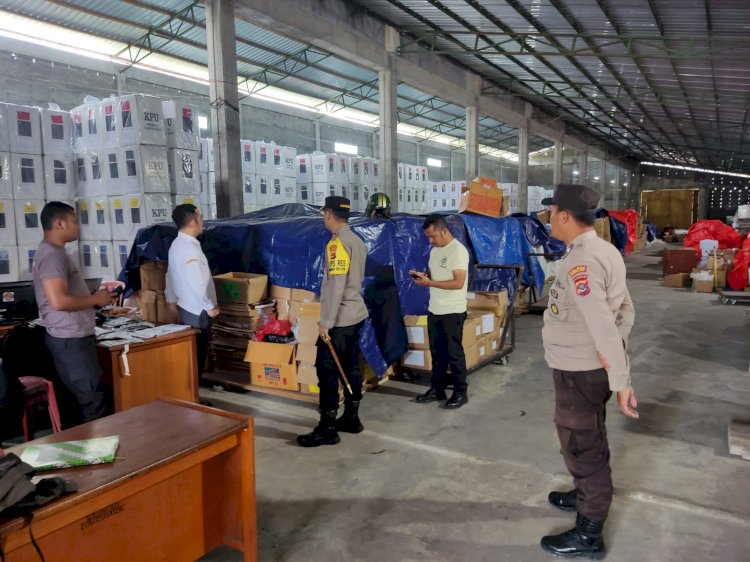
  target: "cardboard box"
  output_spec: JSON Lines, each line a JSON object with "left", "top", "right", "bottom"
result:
{"left": 693, "top": 278, "right": 714, "bottom": 293}
{"left": 141, "top": 289, "right": 157, "bottom": 322}
{"left": 295, "top": 316, "right": 319, "bottom": 345}
{"left": 463, "top": 314, "right": 482, "bottom": 343}
{"left": 467, "top": 290, "right": 509, "bottom": 317}
{"left": 244, "top": 341, "right": 299, "bottom": 391}
{"left": 500, "top": 195, "right": 511, "bottom": 217}
{"left": 270, "top": 285, "right": 293, "bottom": 301}
{"left": 140, "top": 260, "right": 167, "bottom": 291}
{"left": 162, "top": 100, "right": 200, "bottom": 151}
{"left": 715, "top": 268, "right": 727, "bottom": 288}
{"left": 401, "top": 349, "right": 432, "bottom": 371}
{"left": 465, "top": 345, "right": 479, "bottom": 369}
{"left": 458, "top": 177, "right": 504, "bottom": 218}
{"left": 664, "top": 273, "right": 691, "bottom": 288}
{"left": 214, "top": 272, "right": 269, "bottom": 304}
{"left": 477, "top": 312, "right": 496, "bottom": 335}
{"left": 296, "top": 363, "right": 318, "bottom": 386}
{"left": 296, "top": 344, "right": 318, "bottom": 366}
{"left": 275, "top": 298, "right": 291, "bottom": 321}
{"left": 299, "top": 302, "right": 321, "bottom": 319}
{"left": 291, "top": 288, "right": 318, "bottom": 302}
{"left": 404, "top": 315, "right": 429, "bottom": 350}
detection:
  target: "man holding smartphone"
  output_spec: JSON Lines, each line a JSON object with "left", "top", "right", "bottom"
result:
{"left": 410, "top": 215, "right": 470, "bottom": 409}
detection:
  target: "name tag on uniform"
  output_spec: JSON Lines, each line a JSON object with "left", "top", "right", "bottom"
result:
{"left": 327, "top": 238, "right": 350, "bottom": 275}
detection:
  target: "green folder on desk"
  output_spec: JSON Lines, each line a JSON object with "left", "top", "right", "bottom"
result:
{"left": 20, "top": 436, "right": 120, "bottom": 471}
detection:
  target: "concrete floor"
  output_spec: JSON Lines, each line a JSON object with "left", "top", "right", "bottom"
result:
{"left": 200, "top": 242, "right": 750, "bottom": 562}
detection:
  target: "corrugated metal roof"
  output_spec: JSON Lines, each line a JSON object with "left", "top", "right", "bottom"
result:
{"left": 354, "top": 0, "right": 750, "bottom": 172}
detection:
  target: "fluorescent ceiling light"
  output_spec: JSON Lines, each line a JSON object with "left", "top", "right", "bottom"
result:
{"left": 334, "top": 142, "right": 358, "bottom": 155}
{"left": 426, "top": 157, "right": 442, "bottom": 167}
{"left": 641, "top": 161, "right": 750, "bottom": 180}
{"left": 572, "top": 170, "right": 579, "bottom": 175}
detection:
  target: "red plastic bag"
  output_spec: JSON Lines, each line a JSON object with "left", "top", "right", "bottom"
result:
{"left": 608, "top": 210, "right": 639, "bottom": 255}
{"left": 255, "top": 318, "right": 293, "bottom": 342}
{"left": 683, "top": 220, "right": 740, "bottom": 252}
{"left": 728, "top": 237, "right": 750, "bottom": 290}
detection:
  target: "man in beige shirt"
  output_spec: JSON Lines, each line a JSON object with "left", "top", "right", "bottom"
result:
{"left": 539, "top": 184, "right": 637, "bottom": 559}
{"left": 410, "top": 215, "right": 471, "bottom": 409}
{"left": 297, "top": 196, "right": 369, "bottom": 448}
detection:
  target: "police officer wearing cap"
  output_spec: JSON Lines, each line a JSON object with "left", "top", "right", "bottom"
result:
{"left": 539, "top": 184, "right": 637, "bottom": 558}
{"left": 297, "top": 196, "right": 369, "bottom": 448}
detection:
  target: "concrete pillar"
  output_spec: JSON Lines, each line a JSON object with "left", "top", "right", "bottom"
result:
{"left": 206, "top": 0, "right": 242, "bottom": 218}
{"left": 553, "top": 139, "right": 563, "bottom": 185}
{"left": 465, "top": 105, "right": 479, "bottom": 181}
{"left": 314, "top": 119, "right": 321, "bottom": 152}
{"left": 517, "top": 124, "right": 529, "bottom": 213}
{"left": 579, "top": 149, "right": 588, "bottom": 186}
{"left": 372, "top": 131, "right": 378, "bottom": 159}
{"left": 379, "top": 25, "right": 399, "bottom": 210}
{"left": 116, "top": 73, "right": 126, "bottom": 96}
{"left": 416, "top": 141, "right": 421, "bottom": 167}
{"left": 612, "top": 164, "right": 620, "bottom": 209}
{"left": 449, "top": 149, "right": 454, "bottom": 180}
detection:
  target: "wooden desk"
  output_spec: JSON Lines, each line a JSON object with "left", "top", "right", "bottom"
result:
{"left": 97, "top": 329, "right": 200, "bottom": 412}
{"left": 0, "top": 399, "right": 257, "bottom": 561}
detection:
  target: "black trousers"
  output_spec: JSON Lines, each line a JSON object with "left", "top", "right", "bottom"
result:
{"left": 45, "top": 334, "right": 105, "bottom": 424}
{"left": 178, "top": 307, "right": 210, "bottom": 380}
{"left": 315, "top": 321, "right": 364, "bottom": 411}
{"left": 553, "top": 368, "right": 613, "bottom": 521}
{"left": 427, "top": 312, "right": 468, "bottom": 392}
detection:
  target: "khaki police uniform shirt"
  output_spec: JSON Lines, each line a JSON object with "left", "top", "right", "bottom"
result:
{"left": 542, "top": 230, "right": 635, "bottom": 391}
{"left": 320, "top": 225, "right": 369, "bottom": 329}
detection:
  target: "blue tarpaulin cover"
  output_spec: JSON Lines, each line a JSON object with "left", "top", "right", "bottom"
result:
{"left": 119, "top": 204, "right": 560, "bottom": 377}
{"left": 645, "top": 222, "right": 657, "bottom": 242}
{"left": 595, "top": 209, "right": 628, "bottom": 255}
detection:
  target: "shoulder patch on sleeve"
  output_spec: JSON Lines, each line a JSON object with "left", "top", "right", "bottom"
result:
{"left": 574, "top": 276, "right": 591, "bottom": 296}
{"left": 326, "top": 238, "right": 351, "bottom": 275}
{"left": 568, "top": 265, "right": 587, "bottom": 278}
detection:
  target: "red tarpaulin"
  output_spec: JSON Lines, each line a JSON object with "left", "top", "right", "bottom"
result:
{"left": 683, "top": 220, "right": 740, "bottom": 252}
{"left": 728, "top": 237, "right": 750, "bottom": 290}
{"left": 607, "top": 210, "right": 639, "bottom": 255}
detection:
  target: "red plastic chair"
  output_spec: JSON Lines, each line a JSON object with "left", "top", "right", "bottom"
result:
{"left": 20, "top": 376, "right": 62, "bottom": 442}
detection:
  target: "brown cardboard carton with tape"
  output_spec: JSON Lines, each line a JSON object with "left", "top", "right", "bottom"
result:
{"left": 404, "top": 315, "right": 430, "bottom": 350}
{"left": 244, "top": 340, "right": 299, "bottom": 391}
{"left": 214, "top": 272, "right": 268, "bottom": 305}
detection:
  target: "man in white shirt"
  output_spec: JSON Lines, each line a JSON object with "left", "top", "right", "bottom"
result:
{"left": 165, "top": 204, "right": 219, "bottom": 384}
{"left": 409, "top": 215, "right": 471, "bottom": 409}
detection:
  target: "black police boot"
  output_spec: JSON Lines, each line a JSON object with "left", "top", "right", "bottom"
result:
{"left": 540, "top": 513, "right": 606, "bottom": 559}
{"left": 445, "top": 389, "right": 468, "bottom": 409}
{"left": 297, "top": 410, "right": 341, "bottom": 447}
{"left": 416, "top": 387, "right": 447, "bottom": 403}
{"left": 548, "top": 489, "right": 578, "bottom": 512}
{"left": 335, "top": 400, "right": 364, "bottom": 434}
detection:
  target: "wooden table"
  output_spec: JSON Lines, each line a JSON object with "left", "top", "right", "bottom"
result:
{"left": 97, "top": 329, "right": 200, "bottom": 412}
{"left": 0, "top": 399, "right": 257, "bottom": 561}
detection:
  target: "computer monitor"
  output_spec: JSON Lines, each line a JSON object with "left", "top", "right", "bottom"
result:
{"left": 0, "top": 281, "right": 38, "bottom": 321}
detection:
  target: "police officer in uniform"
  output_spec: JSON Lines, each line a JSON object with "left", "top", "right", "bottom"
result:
{"left": 540, "top": 184, "right": 638, "bottom": 558}
{"left": 297, "top": 196, "right": 369, "bottom": 448}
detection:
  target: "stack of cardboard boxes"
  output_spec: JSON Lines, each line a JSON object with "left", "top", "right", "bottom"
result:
{"left": 210, "top": 272, "right": 271, "bottom": 373}
{"left": 594, "top": 217, "right": 612, "bottom": 242}
{"left": 401, "top": 289, "right": 509, "bottom": 371}
{"left": 235, "top": 283, "right": 321, "bottom": 395}
{"left": 465, "top": 290, "right": 508, "bottom": 366}
{"left": 633, "top": 216, "right": 648, "bottom": 252}
{"left": 138, "top": 260, "right": 170, "bottom": 323}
